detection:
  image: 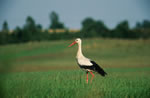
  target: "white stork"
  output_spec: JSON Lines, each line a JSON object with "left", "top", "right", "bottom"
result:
{"left": 68, "top": 38, "right": 107, "bottom": 83}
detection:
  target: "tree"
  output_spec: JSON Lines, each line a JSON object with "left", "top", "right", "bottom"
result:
{"left": 82, "top": 17, "right": 95, "bottom": 28}
{"left": 142, "top": 20, "right": 150, "bottom": 28}
{"left": 134, "top": 20, "right": 150, "bottom": 39}
{"left": 2, "top": 21, "right": 9, "bottom": 33}
{"left": 11, "top": 26, "right": 23, "bottom": 43}
{"left": 24, "top": 16, "right": 37, "bottom": 32}
{"left": 0, "top": 21, "right": 10, "bottom": 44}
{"left": 81, "top": 17, "right": 108, "bottom": 37}
{"left": 22, "top": 16, "right": 41, "bottom": 41}
{"left": 135, "top": 20, "right": 150, "bottom": 29}
{"left": 114, "top": 20, "right": 130, "bottom": 38}
{"left": 94, "top": 20, "right": 109, "bottom": 37}
{"left": 36, "top": 24, "right": 42, "bottom": 32}
{"left": 116, "top": 20, "right": 129, "bottom": 31}
{"left": 135, "top": 22, "right": 142, "bottom": 29}
{"left": 49, "top": 11, "right": 65, "bottom": 29}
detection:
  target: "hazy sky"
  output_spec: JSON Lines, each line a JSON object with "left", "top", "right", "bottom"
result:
{"left": 0, "top": 0, "right": 150, "bottom": 30}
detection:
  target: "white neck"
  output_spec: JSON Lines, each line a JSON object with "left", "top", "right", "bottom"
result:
{"left": 76, "top": 42, "right": 84, "bottom": 58}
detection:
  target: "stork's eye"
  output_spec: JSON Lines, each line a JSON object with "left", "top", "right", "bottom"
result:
{"left": 76, "top": 40, "right": 78, "bottom": 41}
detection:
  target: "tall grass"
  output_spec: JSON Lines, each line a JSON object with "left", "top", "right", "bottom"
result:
{"left": 1, "top": 69, "right": 150, "bottom": 98}
{"left": 0, "top": 38, "right": 150, "bottom": 97}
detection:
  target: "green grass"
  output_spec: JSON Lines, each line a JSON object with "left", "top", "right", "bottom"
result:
{"left": 0, "top": 38, "right": 150, "bottom": 97}
{"left": 0, "top": 38, "right": 150, "bottom": 68}
{"left": 1, "top": 69, "right": 150, "bottom": 98}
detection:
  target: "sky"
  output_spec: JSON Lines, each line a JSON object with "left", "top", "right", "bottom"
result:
{"left": 0, "top": 0, "right": 150, "bottom": 30}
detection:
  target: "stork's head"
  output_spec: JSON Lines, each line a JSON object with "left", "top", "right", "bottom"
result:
{"left": 68, "top": 38, "right": 82, "bottom": 47}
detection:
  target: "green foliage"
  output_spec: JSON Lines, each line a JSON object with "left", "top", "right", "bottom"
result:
{"left": 22, "top": 16, "right": 40, "bottom": 41}
{"left": 136, "top": 20, "right": 150, "bottom": 29}
{"left": 0, "top": 31, "right": 9, "bottom": 45}
{"left": 2, "top": 21, "right": 9, "bottom": 33}
{"left": 113, "top": 20, "right": 130, "bottom": 38}
{"left": 81, "top": 17, "right": 108, "bottom": 37}
{"left": 133, "top": 20, "right": 150, "bottom": 39}
{"left": 0, "top": 21, "right": 12, "bottom": 45}
{"left": 0, "top": 13, "right": 150, "bottom": 45}
{"left": 49, "top": 11, "right": 65, "bottom": 29}
{"left": 11, "top": 16, "right": 48, "bottom": 43}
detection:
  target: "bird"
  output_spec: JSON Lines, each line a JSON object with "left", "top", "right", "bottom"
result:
{"left": 68, "top": 38, "right": 107, "bottom": 83}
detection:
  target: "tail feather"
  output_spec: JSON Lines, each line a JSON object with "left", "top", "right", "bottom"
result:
{"left": 90, "top": 61, "right": 107, "bottom": 76}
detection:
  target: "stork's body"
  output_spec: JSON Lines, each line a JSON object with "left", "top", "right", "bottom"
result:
{"left": 69, "top": 38, "right": 107, "bottom": 83}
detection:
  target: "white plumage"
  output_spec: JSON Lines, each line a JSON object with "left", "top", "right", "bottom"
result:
{"left": 75, "top": 38, "right": 93, "bottom": 66}
{"left": 76, "top": 57, "right": 93, "bottom": 66}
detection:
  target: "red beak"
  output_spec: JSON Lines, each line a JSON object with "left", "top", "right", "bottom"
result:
{"left": 68, "top": 41, "right": 77, "bottom": 47}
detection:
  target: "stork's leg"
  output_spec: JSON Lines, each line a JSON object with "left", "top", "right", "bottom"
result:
{"left": 89, "top": 71, "right": 94, "bottom": 83}
{"left": 86, "top": 71, "right": 89, "bottom": 84}
{"left": 89, "top": 71, "right": 94, "bottom": 77}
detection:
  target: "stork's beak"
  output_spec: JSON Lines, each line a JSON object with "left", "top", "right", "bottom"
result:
{"left": 68, "top": 41, "right": 77, "bottom": 47}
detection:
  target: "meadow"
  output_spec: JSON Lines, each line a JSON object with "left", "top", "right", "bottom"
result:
{"left": 0, "top": 38, "right": 150, "bottom": 98}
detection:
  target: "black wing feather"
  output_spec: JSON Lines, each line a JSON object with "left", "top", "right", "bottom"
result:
{"left": 90, "top": 61, "right": 107, "bottom": 76}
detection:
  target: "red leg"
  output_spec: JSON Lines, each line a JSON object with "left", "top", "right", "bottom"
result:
{"left": 89, "top": 71, "right": 94, "bottom": 83}
{"left": 89, "top": 71, "right": 94, "bottom": 77}
{"left": 86, "top": 72, "right": 88, "bottom": 84}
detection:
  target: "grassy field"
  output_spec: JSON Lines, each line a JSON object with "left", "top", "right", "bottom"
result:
{"left": 0, "top": 38, "right": 150, "bottom": 98}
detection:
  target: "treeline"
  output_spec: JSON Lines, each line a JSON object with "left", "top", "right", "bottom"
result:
{"left": 0, "top": 11, "right": 150, "bottom": 45}
{"left": 81, "top": 18, "right": 150, "bottom": 39}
